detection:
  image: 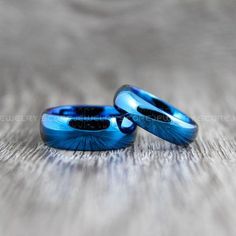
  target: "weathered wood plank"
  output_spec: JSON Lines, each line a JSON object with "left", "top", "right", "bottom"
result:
{"left": 0, "top": 0, "right": 236, "bottom": 236}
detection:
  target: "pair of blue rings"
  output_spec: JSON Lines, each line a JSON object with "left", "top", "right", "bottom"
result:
{"left": 40, "top": 85, "right": 198, "bottom": 151}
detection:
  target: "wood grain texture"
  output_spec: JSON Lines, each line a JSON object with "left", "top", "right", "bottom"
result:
{"left": 0, "top": 0, "right": 236, "bottom": 236}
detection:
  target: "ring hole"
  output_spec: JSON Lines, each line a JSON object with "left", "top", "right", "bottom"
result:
{"left": 137, "top": 107, "right": 171, "bottom": 122}
{"left": 69, "top": 119, "right": 110, "bottom": 130}
{"left": 151, "top": 98, "right": 172, "bottom": 114}
{"left": 74, "top": 107, "right": 104, "bottom": 117}
{"left": 59, "top": 107, "right": 104, "bottom": 117}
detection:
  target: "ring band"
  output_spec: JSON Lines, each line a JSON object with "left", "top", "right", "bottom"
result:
{"left": 114, "top": 85, "right": 198, "bottom": 146}
{"left": 40, "top": 105, "right": 137, "bottom": 151}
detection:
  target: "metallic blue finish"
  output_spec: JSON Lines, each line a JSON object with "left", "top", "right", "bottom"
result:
{"left": 114, "top": 85, "right": 198, "bottom": 146}
{"left": 40, "top": 105, "right": 136, "bottom": 151}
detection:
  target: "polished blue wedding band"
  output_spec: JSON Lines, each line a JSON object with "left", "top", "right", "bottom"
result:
{"left": 40, "top": 105, "right": 136, "bottom": 151}
{"left": 114, "top": 85, "right": 198, "bottom": 146}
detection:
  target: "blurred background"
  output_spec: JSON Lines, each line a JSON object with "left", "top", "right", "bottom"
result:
{"left": 1, "top": 0, "right": 236, "bottom": 107}
{"left": 1, "top": 0, "right": 236, "bottom": 236}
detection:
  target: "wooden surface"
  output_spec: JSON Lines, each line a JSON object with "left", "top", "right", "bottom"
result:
{"left": 0, "top": 0, "right": 236, "bottom": 236}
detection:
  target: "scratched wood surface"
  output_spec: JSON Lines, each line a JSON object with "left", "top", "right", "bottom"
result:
{"left": 0, "top": 0, "right": 236, "bottom": 236}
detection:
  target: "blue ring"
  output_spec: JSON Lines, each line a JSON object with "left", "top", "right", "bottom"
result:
{"left": 40, "top": 105, "right": 137, "bottom": 151}
{"left": 114, "top": 85, "right": 198, "bottom": 146}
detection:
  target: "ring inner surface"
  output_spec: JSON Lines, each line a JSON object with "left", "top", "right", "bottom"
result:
{"left": 130, "top": 86, "right": 195, "bottom": 125}
{"left": 48, "top": 106, "right": 118, "bottom": 117}
{"left": 47, "top": 106, "right": 120, "bottom": 131}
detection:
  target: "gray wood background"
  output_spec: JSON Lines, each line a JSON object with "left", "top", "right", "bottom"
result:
{"left": 0, "top": 0, "right": 236, "bottom": 236}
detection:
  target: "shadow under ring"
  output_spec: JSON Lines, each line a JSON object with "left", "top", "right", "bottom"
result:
{"left": 114, "top": 85, "right": 198, "bottom": 146}
{"left": 40, "top": 105, "right": 137, "bottom": 151}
